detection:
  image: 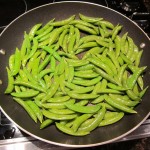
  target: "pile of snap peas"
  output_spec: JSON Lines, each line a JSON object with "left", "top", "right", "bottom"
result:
{"left": 5, "top": 13, "right": 148, "bottom": 136}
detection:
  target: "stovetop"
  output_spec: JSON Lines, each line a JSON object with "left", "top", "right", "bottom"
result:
{"left": 0, "top": 0, "right": 150, "bottom": 149}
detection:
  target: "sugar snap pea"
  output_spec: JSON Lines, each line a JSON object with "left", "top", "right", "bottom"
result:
{"left": 5, "top": 13, "right": 148, "bottom": 137}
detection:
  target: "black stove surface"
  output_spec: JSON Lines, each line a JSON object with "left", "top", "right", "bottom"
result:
{"left": 0, "top": 0, "right": 150, "bottom": 141}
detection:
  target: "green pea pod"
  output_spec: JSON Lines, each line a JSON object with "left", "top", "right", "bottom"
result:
{"left": 40, "top": 119, "right": 54, "bottom": 129}
{"left": 12, "top": 48, "right": 21, "bottom": 76}
{"left": 9, "top": 54, "right": 15, "bottom": 72}
{"left": 41, "top": 76, "right": 60, "bottom": 102}
{"left": 36, "top": 18, "right": 55, "bottom": 35}
{"left": 67, "top": 91, "right": 99, "bottom": 100}
{"left": 109, "top": 94, "right": 139, "bottom": 107}
{"left": 50, "top": 15, "right": 75, "bottom": 26}
{"left": 26, "top": 100, "right": 43, "bottom": 123}
{"left": 49, "top": 108, "right": 75, "bottom": 115}
{"left": 115, "top": 35, "right": 121, "bottom": 58}
{"left": 74, "top": 70, "right": 99, "bottom": 79}
{"left": 68, "top": 34, "right": 76, "bottom": 54}
{"left": 99, "top": 112, "right": 124, "bottom": 126}
{"left": 139, "top": 86, "right": 149, "bottom": 98}
{"left": 5, "top": 67, "right": 14, "bottom": 94}
{"left": 59, "top": 28, "right": 69, "bottom": 47}
{"left": 47, "top": 96, "right": 70, "bottom": 103}
{"left": 88, "top": 57, "right": 113, "bottom": 75}
{"left": 11, "top": 90, "right": 39, "bottom": 98}
{"left": 91, "top": 95, "right": 106, "bottom": 104}
{"left": 29, "top": 23, "right": 42, "bottom": 39}
{"left": 35, "top": 26, "right": 54, "bottom": 40}
{"left": 72, "top": 114, "right": 93, "bottom": 132}
{"left": 79, "top": 13, "right": 103, "bottom": 23}
{"left": 65, "top": 81, "right": 94, "bottom": 92}
{"left": 72, "top": 76, "right": 102, "bottom": 87}
{"left": 56, "top": 123, "right": 89, "bottom": 136}
{"left": 42, "top": 109, "right": 77, "bottom": 120}
{"left": 67, "top": 66, "right": 74, "bottom": 82}
{"left": 13, "top": 97, "right": 37, "bottom": 123}
{"left": 41, "top": 46, "right": 61, "bottom": 62}
{"left": 65, "top": 102, "right": 100, "bottom": 114}
{"left": 105, "top": 95, "right": 137, "bottom": 113}
{"left": 95, "top": 20, "right": 114, "bottom": 29}
{"left": 94, "top": 67, "right": 118, "bottom": 85}
{"left": 14, "top": 80, "right": 46, "bottom": 93}
{"left": 78, "top": 106, "right": 106, "bottom": 132}
{"left": 120, "top": 32, "right": 128, "bottom": 54}
{"left": 75, "top": 24, "right": 97, "bottom": 35}
{"left": 111, "top": 24, "right": 122, "bottom": 40}
{"left": 38, "top": 55, "right": 51, "bottom": 72}
{"left": 127, "top": 66, "right": 146, "bottom": 89}
{"left": 67, "top": 59, "right": 89, "bottom": 67}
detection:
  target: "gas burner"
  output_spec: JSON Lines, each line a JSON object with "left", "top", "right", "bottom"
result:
{"left": 0, "top": 0, "right": 27, "bottom": 28}
{"left": 120, "top": 0, "right": 141, "bottom": 12}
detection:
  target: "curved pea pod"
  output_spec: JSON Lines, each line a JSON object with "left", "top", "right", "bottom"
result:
{"left": 42, "top": 109, "right": 77, "bottom": 120}
{"left": 42, "top": 99, "right": 75, "bottom": 109}
{"left": 35, "top": 26, "right": 54, "bottom": 40}
{"left": 71, "top": 114, "right": 93, "bottom": 132}
{"left": 126, "top": 90, "right": 141, "bottom": 101}
{"left": 79, "top": 13, "right": 103, "bottom": 23}
{"left": 59, "top": 28, "right": 69, "bottom": 47}
{"left": 109, "top": 94, "right": 139, "bottom": 107}
{"left": 120, "top": 32, "right": 128, "bottom": 54}
{"left": 99, "top": 103, "right": 118, "bottom": 111}
{"left": 49, "top": 15, "right": 75, "bottom": 26}
{"left": 114, "top": 35, "right": 121, "bottom": 58}
{"left": 5, "top": 67, "right": 14, "bottom": 94}
{"left": 49, "top": 108, "right": 75, "bottom": 115}
{"left": 97, "top": 88, "right": 123, "bottom": 94}
{"left": 14, "top": 80, "right": 46, "bottom": 93}
{"left": 94, "top": 67, "right": 118, "bottom": 85}
{"left": 47, "top": 96, "right": 70, "bottom": 103}
{"left": 139, "top": 86, "right": 149, "bottom": 98}
{"left": 107, "top": 83, "right": 129, "bottom": 91}
{"left": 88, "top": 57, "right": 113, "bottom": 75}
{"left": 105, "top": 95, "right": 137, "bottom": 113}
{"left": 58, "top": 51, "right": 78, "bottom": 60}
{"left": 95, "top": 20, "right": 114, "bottom": 29}
{"left": 64, "top": 81, "right": 94, "bottom": 93}
{"left": 74, "top": 70, "right": 99, "bottom": 79}
{"left": 104, "top": 112, "right": 120, "bottom": 120}
{"left": 75, "top": 24, "right": 97, "bottom": 35}
{"left": 11, "top": 90, "right": 39, "bottom": 98}
{"left": 78, "top": 106, "right": 106, "bottom": 132}
{"left": 111, "top": 24, "right": 122, "bottom": 40}
{"left": 41, "top": 46, "right": 61, "bottom": 62}
{"left": 56, "top": 123, "right": 89, "bottom": 136}
{"left": 127, "top": 66, "right": 147, "bottom": 89}
{"left": 65, "top": 102, "right": 100, "bottom": 114}
{"left": 13, "top": 97, "right": 37, "bottom": 123}
{"left": 29, "top": 23, "right": 42, "bottom": 39}
{"left": 41, "top": 75, "right": 59, "bottom": 102}
{"left": 40, "top": 119, "right": 54, "bottom": 129}
{"left": 67, "top": 66, "right": 74, "bottom": 82}
{"left": 91, "top": 95, "right": 106, "bottom": 104}
{"left": 67, "top": 91, "right": 99, "bottom": 100}
{"left": 9, "top": 54, "right": 15, "bottom": 72}
{"left": 12, "top": 48, "right": 21, "bottom": 76}
{"left": 99, "top": 112, "right": 124, "bottom": 126}
{"left": 26, "top": 100, "right": 43, "bottom": 123}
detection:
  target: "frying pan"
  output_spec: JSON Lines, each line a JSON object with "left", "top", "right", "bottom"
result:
{"left": 0, "top": 1, "right": 150, "bottom": 148}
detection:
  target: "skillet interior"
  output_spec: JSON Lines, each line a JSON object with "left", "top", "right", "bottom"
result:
{"left": 0, "top": 1, "right": 150, "bottom": 147}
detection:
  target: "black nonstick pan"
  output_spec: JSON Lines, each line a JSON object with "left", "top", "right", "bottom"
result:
{"left": 0, "top": 1, "right": 150, "bottom": 148}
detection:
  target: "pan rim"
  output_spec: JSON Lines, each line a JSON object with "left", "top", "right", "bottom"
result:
{"left": 0, "top": 106, "right": 150, "bottom": 148}
{"left": 0, "top": 1, "right": 150, "bottom": 148}
{"left": 0, "top": 1, "right": 149, "bottom": 41}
